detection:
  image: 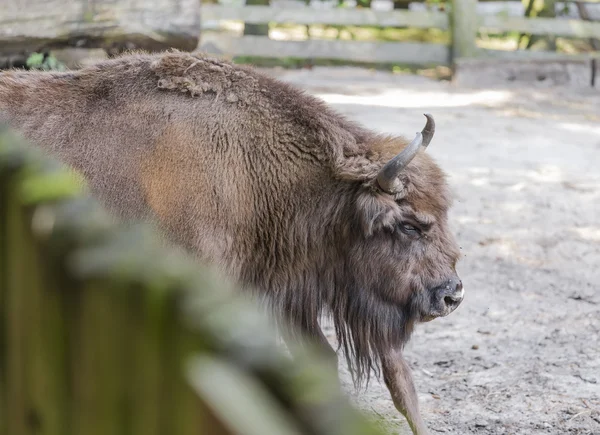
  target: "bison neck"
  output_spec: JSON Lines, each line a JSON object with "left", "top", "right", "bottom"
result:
{"left": 0, "top": 72, "right": 85, "bottom": 148}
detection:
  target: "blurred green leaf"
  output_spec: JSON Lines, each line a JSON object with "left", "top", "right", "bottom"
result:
{"left": 25, "top": 52, "right": 67, "bottom": 71}
{"left": 19, "top": 169, "right": 86, "bottom": 204}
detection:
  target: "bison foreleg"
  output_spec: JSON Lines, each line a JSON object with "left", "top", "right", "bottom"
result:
{"left": 381, "top": 349, "right": 429, "bottom": 435}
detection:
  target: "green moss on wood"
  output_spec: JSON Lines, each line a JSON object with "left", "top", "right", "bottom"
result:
{"left": 0, "top": 125, "right": 388, "bottom": 435}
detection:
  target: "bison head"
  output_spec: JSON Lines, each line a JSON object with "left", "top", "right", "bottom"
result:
{"left": 330, "top": 114, "right": 463, "bottom": 382}
{"left": 374, "top": 114, "right": 463, "bottom": 321}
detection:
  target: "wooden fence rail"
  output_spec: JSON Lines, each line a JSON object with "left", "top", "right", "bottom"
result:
{"left": 198, "top": 0, "right": 600, "bottom": 67}
{"left": 0, "top": 125, "right": 387, "bottom": 435}
{"left": 202, "top": 4, "right": 450, "bottom": 28}
{"left": 0, "top": 0, "right": 201, "bottom": 60}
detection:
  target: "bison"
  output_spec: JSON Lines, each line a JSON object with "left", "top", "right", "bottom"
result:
{"left": 0, "top": 50, "right": 464, "bottom": 434}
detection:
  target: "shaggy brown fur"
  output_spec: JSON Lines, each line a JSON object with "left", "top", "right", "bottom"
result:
{"left": 0, "top": 50, "right": 462, "bottom": 435}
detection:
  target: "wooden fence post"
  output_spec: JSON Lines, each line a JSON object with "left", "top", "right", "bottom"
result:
{"left": 450, "top": 0, "right": 479, "bottom": 62}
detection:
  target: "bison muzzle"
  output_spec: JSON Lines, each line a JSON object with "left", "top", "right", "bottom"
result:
{"left": 0, "top": 50, "right": 464, "bottom": 435}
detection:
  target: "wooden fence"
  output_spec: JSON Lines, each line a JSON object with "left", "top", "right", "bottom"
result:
{"left": 198, "top": 0, "right": 600, "bottom": 67}
{"left": 0, "top": 0, "right": 201, "bottom": 69}
{"left": 0, "top": 125, "right": 388, "bottom": 435}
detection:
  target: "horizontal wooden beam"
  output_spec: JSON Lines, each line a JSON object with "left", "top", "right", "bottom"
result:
{"left": 201, "top": 5, "right": 449, "bottom": 29}
{"left": 0, "top": 0, "right": 200, "bottom": 56}
{"left": 480, "top": 15, "right": 600, "bottom": 39}
{"left": 203, "top": 5, "right": 600, "bottom": 38}
{"left": 476, "top": 48, "right": 600, "bottom": 61}
{"left": 453, "top": 56, "right": 594, "bottom": 88}
{"left": 198, "top": 33, "right": 450, "bottom": 65}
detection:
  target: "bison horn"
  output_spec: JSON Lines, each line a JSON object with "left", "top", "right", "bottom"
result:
{"left": 376, "top": 114, "right": 435, "bottom": 193}
{"left": 421, "top": 113, "right": 435, "bottom": 148}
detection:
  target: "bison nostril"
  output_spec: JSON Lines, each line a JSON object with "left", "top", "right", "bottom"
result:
{"left": 444, "top": 296, "right": 457, "bottom": 307}
{"left": 444, "top": 293, "right": 462, "bottom": 308}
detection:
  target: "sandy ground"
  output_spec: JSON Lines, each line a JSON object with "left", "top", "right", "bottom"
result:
{"left": 264, "top": 67, "right": 600, "bottom": 434}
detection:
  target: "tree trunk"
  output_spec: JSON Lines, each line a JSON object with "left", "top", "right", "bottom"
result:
{"left": 243, "top": 0, "right": 270, "bottom": 37}
{"left": 526, "top": 0, "right": 557, "bottom": 50}
{"left": 575, "top": 1, "right": 599, "bottom": 87}
{"left": 392, "top": 0, "right": 409, "bottom": 10}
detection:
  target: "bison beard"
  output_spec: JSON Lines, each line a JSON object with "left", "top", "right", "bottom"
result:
{"left": 0, "top": 50, "right": 463, "bottom": 435}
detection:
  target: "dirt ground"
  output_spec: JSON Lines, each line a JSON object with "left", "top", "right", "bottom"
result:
{"left": 265, "top": 67, "right": 600, "bottom": 434}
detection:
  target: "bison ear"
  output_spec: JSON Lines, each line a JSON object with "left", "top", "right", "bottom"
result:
{"left": 356, "top": 191, "right": 400, "bottom": 237}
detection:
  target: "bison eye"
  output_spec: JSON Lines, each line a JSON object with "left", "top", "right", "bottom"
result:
{"left": 399, "top": 222, "right": 421, "bottom": 236}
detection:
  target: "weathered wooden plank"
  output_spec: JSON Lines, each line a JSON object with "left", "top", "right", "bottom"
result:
{"left": 477, "top": 48, "right": 600, "bottom": 60}
{"left": 201, "top": 4, "right": 449, "bottom": 29}
{"left": 4, "top": 176, "right": 28, "bottom": 435}
{"left": 202, "top": 4, "right": 600, "bottom": 39}
{"left": 450, "top": 0, "right": 479, "bottom": 59}
{"left": 0, "top": 143, "right": 7, "bottom": 435}
{"left": 23, "top": 211, "right": 70, "bottom": 435}
{"left": 199, "top": 33, "right": 450, "bottom": 65}
{"left": 70, "top": 281, "right": 131, "bottom": 435}
{"left": 127, "top": 287, "right": 165, "bottom": 435}
{"left": 453, "top": 57, "right": 593, "bottom": 88}
{"left": 0, "top": 0, "right": 201, "bottom": 56}
{"left": 158, "top": 304, "right": 207, "bottom": 435}
{"left": 480, "top": 15, "right": 600, "bottom": 39}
